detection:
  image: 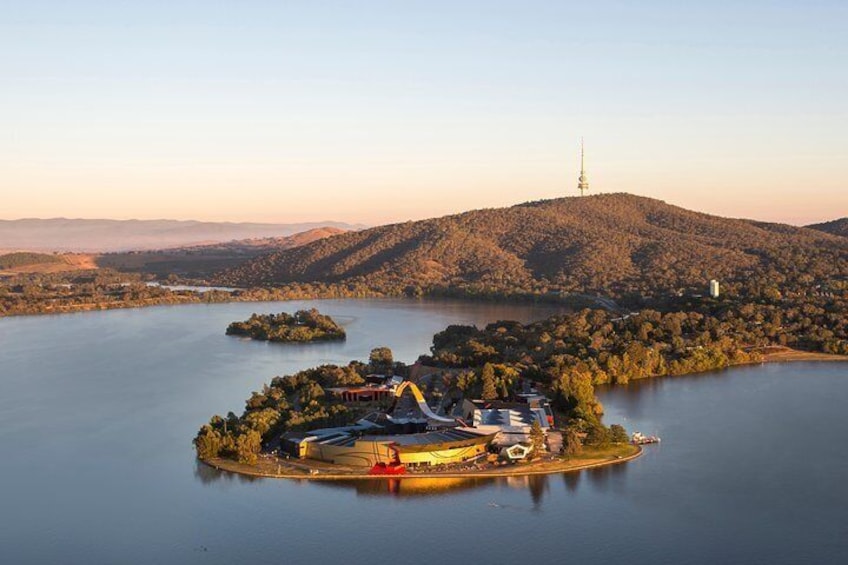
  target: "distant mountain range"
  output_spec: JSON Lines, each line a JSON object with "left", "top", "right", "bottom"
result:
{"left": 0, "top": 218, "right": 365, "bottom": 252}
{"left": 215, "top": 193, "right": 848, "bottom": 297}
{"left": 0, "top": 226, "right": 350, "bottom": 278}
{"left": 807, "top": 218, "right": 848, "bottom": 238}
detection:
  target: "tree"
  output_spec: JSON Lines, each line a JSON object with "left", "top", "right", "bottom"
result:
{"left": 528, "top": 420, "right": 546, "bottom": 458}
{"left": 235, "top": 430, "right": 262, "bottom": 464}
{"left": 480, "top": 363, "right": 497, "bottom": 401}
{"left": 585, "top": 425, "right": 611, "bottom": 447}
{"left": 610, "top": 424, "right": 629, "bottom": 444}
{"left": 369, "top": 347, "right": 394, "bottom": 375}
{"left": 499, "top": 380, "right": 510, "bottom": 401}
{"left": 194, "top": 424, "right": 223, "bottom": 460}
{"left": 563, "top": 428, "right": 583, "bottom": 456}
{"left": 455, "top": 370, "right": 476, "bottom": 392}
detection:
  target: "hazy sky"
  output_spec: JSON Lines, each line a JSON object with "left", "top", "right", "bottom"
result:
{"left": 2, "top": 1, "right": 846, "bottom": 225}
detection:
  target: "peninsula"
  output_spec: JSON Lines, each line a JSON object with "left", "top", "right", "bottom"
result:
{"left": 194, "top": 349, "right": 640, "bottom": 480}
{"left": 196, "top": 294, "right": 847, "bottom": 481}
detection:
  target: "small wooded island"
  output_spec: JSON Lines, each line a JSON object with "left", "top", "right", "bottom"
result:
{"left": 226, "top": 308, "right": 346, "bottom": 342}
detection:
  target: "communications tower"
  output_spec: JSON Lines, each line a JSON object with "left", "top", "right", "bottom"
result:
{"left": 577, "top": 138, "right": 589, "bottom": 196}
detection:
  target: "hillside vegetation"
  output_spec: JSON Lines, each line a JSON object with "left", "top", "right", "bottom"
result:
{"left": 217, "top": 194, "right": 848, "bottom": 303}
{"left": 808, "top": 218, "right": 848, "bottom": 238}
{"left": 97, "top": 227, "right": 347, "bottom": 278}
{"left": 0, "top": 252, "right": 61, "bottom": 270}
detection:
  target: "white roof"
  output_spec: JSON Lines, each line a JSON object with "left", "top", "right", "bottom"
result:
{"left": 473, "top": 407, "right": 549, "bottom": 428}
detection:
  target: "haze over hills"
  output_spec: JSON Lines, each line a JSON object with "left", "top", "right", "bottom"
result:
{"left": 158, "top": 226, "right": 348, "bottom": 253}
{"left": 808, "top": 218, "right": 848, "bottom": 238}
{"left": 0, "top": 218, "right": 365, "bottom": 253}
{"left": 96, "top": 227, "right": 349, "bottom": 278}
{"left": 216, "top": 193, "right": 848, "bottom": 298}
{"left": 0, "top": 227, "right": 349, "bottom": 278}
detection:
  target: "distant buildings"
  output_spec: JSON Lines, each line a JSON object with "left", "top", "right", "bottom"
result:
{"left": 709, "top": 279, "right": 720, "bottom": 298}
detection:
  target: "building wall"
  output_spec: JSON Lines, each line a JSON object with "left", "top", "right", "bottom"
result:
{"left": 710, "top": 280, "right": 720, "bottom": 298}
{"left": 305, "top": 440, "right": 396, "bottom": 467}
{"left": 304, "top": 438, "right": 491, "bottom": 467}
{"left": 396, "top": 442, "right": 489, "bottom": 467}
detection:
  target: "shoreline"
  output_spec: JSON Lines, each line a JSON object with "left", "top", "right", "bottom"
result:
{"left": 0, "top": 290, "right": 578, "bottom": 319}
{"left": 760, "top": 347, "right": 848, "bottom": 363}
{"left": 198, "top": 347, "right": 846, "bottom": 485}
{"left": 200, "top": 444, "right": 642, "bottom": 481}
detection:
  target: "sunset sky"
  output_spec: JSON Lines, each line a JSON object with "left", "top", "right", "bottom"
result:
{"left": 2, "top": 1, "right": 846, "bottom": 226}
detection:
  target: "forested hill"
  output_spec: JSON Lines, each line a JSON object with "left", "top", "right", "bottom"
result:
{"left": 216, "top": 193, "right": 848, "bottom": 300}
{"left": 808, "top": 218, "right": 848, "bottom": 238}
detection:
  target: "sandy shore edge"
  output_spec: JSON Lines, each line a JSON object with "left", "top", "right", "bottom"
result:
{"left": 761, "top": 348, "right": 848, "bottom": 363}
{"left": 201, "top": 444, "right": 643, "bottom": 481}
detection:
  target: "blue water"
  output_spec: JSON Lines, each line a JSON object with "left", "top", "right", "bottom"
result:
{"left": 1, "top": 299, "right": 846, "bottom": 564}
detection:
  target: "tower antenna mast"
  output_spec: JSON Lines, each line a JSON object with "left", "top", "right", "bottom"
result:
{"left": 577, "top": 137, "right": 589, "bottom": 197}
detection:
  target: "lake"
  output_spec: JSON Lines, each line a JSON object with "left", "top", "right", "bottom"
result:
{"left": 1, "top": 299, "right": 846, "bottom": 564}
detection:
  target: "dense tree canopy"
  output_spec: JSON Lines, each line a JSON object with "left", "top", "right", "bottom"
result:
{"left": 807, "top": 217, "right": 848, "bottom": 238}
{"left": 194, "top": 362, "right": 370, "bottom": 463}
{"left": 0, "top": 252, "right": 61, "bottom": 270}
{"left": 226, "top": 309, "right": 346, "bottom": 342}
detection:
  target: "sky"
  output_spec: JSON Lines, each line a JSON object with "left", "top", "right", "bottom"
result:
{"left": 2, "top": 0, "right": 846, "bottom": 226}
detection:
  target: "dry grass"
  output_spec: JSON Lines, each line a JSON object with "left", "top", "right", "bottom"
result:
{"left": 0, "top": 253, "right": 98, "bottom": 275}
{"left": 761, "top": 346, "right": 848, "bottom": 363}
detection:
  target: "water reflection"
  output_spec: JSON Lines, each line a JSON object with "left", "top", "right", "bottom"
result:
{"left": 597, "top": 369, "right": 730, "bottom": 424}
{"left": 563, "top": 470, "right": 581, "bottom": 492}
{"left": 585, "top": 459, "right": 630, "bottom": 494}
{"left": 587, "top": 465, "right": 613, "bottom": 492}
{"left": 528, "top": 475, "right": 549, "bottom": 508}
{"left": 196, "top": 456, "right": 608, "bottom": 508}
{"left": 193, "top": 460, "right": 262, "bottom": 485}
{"left": 309, "top": 473, "right": 560, "bottom": 507}
{"left": 314, "top": 477, "right": 494, "bottom": 497}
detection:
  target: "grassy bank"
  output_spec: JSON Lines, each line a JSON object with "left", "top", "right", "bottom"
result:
{"left": 759, "top": 346, "right": 848, "bottom": 363}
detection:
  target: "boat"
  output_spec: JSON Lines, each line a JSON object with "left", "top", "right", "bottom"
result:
{"left": 631, "top": 431, "right": 661, "bottom": 445}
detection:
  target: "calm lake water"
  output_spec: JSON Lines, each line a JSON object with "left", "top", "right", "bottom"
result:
{"left": 1, "top": 299, "right": 846, "bottom": 564}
